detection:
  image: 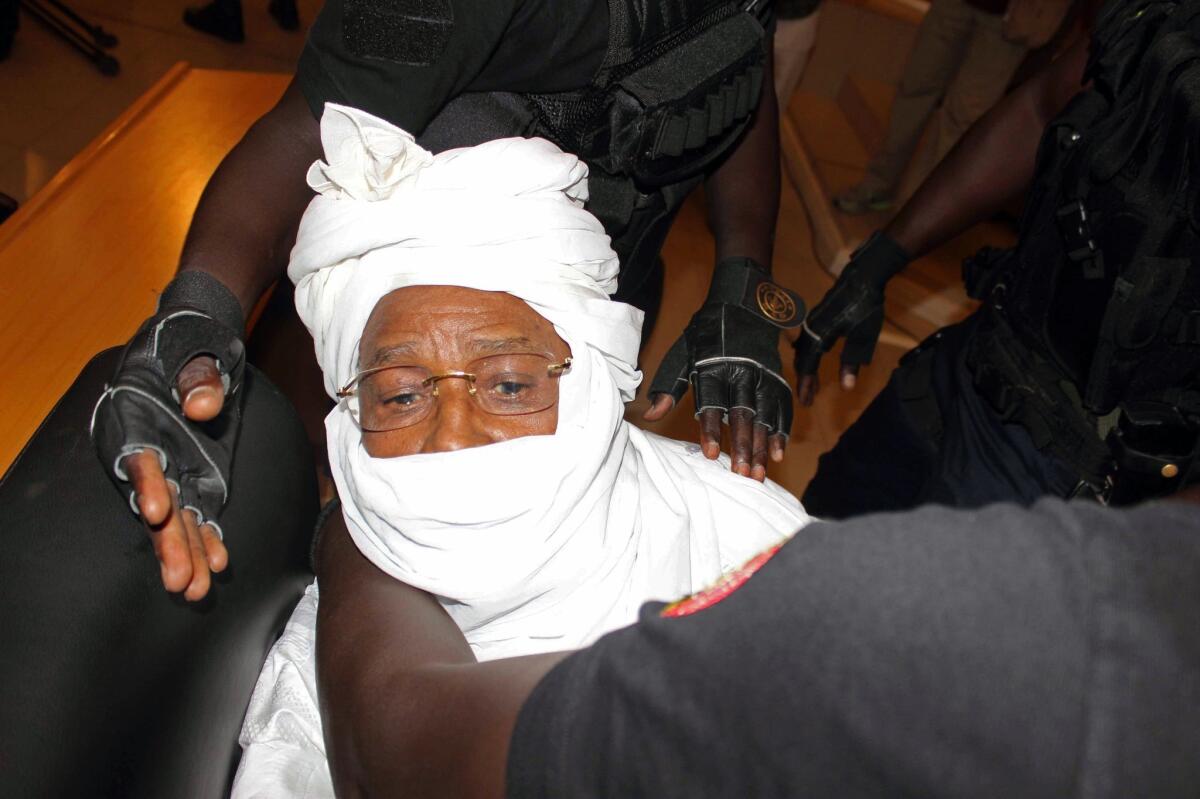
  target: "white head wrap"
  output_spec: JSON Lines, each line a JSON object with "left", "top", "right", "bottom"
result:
{"left": 289, "top": 104, "right": 810, "bottom": 660}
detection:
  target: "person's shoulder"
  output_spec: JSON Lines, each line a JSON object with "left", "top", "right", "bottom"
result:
{"left": 631, "top": 428, "right": 805, "bottom": 507}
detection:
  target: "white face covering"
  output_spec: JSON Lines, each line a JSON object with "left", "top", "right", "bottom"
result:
{"left": 290, "top": 105, "right": 810, "bottom": 660}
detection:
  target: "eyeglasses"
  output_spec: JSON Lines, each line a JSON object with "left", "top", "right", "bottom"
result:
{"left": 337, "top": 353, "right": 573, "bottom": 432}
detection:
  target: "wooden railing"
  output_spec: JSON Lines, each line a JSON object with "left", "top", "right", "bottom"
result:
{"left": 0, "top": 64, "right": 289, "bottom": 475}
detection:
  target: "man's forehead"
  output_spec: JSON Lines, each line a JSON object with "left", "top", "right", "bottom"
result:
{"left": 365, "top": 335, "right": 542, "bottom": 368}
{"left": 360, "top": 286, "right": 561, "bottom": 365}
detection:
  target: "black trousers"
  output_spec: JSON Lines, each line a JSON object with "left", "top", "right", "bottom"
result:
{"left": 803, "top": 318, "right": 1079, "bottom": 519}
{"left": 0, "top": 349, "right": 318, "bottom": 798}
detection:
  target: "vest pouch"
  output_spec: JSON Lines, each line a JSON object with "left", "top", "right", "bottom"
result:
{"left": 1084, "top": 255, "right": 1190, "bottom": 412}
{"left": 614, "top": 10, "right": 766, "bottom": 187}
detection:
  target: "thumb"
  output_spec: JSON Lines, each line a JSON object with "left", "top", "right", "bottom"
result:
{"left": 177, "top": 356, "right": 225, "bottom": 421}
{"left": 645, "top": 335, "right": 690, "bottom": 414}
{"left": 643, "top": 392, "right": 676, "bottom": 421}
{"left": 839, "top": 308, "right": 884, "bottom": 369}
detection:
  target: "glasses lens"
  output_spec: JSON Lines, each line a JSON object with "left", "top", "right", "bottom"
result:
{"left": 472, "top": 354, "right": 560, "bottom": 416}
{"left": 358, "top": 366, "right": 435, "bottom": 431}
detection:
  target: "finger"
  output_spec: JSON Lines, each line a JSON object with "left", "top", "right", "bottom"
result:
{"left": 642, "top": 393, "right": 677, "bottom": 422}
{"left": 797, "top": 374, "right": 819, "bottom": 407}
{"left": 177, "top": 356, "right": 225, "bottom": 422}
{"left": 146, "top": 485, "right": 193, "bottom": 593}
{"left": 769, "top": 433, "right": 787, "bottom": 463}
{"left": 792, "top": 333, "right": 825, "bottom": 377}
{"left": 124, "top": 449, "right": 171, "bottom": 525}
{"left": 839, "top": 308, "right": 884, "bottom": 368}
{"left": 646, "top": 336, "right": 690, "bottom": 407}
{"left": 201, "top": 525, "right": 228, "bottom": 573}
{"left": 728, "top": 407, "right": 754, "bottom": 477}
{"left": 751, "top": 422, "right": 769, "bottom": 481}
{"left": 840, "top": 364, "right": 859, "bottom": 391}
{"left": 181, "top": 508, "right": 212, "bottom": 602}
{"left": 699, "top": 407, "right": 723, "bottom": 460}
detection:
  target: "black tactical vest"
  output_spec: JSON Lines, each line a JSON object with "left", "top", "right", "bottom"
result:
{"left": 418, "top": 0, "right": 771, "bottom": 309}
{"left": 967, "top": 0, "right": 1200, "bottom": 490}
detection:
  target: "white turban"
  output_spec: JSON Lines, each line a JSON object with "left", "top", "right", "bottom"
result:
{"left": 287, "top": 104, "right": 809, "bottom": 659}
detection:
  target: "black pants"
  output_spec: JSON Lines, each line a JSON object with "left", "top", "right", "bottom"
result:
{"left": 803, "top": 317, "right": 1079, "bottom": 519}
{"left": 0, "top": 349, "right": 318, "bottom": 798}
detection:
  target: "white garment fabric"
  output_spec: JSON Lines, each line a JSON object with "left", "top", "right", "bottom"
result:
{"left": 232, "top": 104, "right": 811, "bottom": 798}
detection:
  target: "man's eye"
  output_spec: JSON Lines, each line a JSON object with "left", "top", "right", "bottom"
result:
{"left": 383, "top": 391, "right": 424, "bottom": 407}
{"left": 485, "top": 372, "right": 537, "bottom": 397}
{"left": 493, "top": 380, "right": 532, "bottom": 397}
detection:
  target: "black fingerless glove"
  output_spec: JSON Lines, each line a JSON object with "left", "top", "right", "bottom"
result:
{"left": 90, "top": 271, "right": 246, "bottom": 534}
{"left": 648, "top": 257, "right": 805, "bottom": 437}
{"left": 793, "top": 231, "right": 909, "bottom": 377}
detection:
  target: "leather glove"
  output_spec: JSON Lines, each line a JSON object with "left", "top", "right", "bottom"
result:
{"left": 91, "top": 271, "right": 246, "bottom": 535}
{"left": 793, "top": 231, "right": 909, "bottom": 399}
{"left": 648, "top": 256, "right": 805, "bottom": 446}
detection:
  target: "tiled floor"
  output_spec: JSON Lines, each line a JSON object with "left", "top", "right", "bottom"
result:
{"left": 0, "top": 0, "right": 942, "bottom": 499}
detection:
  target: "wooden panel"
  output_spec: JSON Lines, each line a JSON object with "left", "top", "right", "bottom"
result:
{"left": 837, "top": 0, "right": 929, "bottom": 27}
{"left": 0, "top": 64, "right": 289, "bottom": 475}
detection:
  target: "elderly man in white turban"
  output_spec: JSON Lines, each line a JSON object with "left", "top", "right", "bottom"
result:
{"left": 231, "top": 105, "right": 811, "bottom": 797}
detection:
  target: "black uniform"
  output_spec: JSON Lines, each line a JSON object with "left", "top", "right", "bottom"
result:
{"left": 803, "top": 0, "right": 1200, "bottom": 517}
{"left": 508, "top": 498, "right": 1200, "bottom": 798}
{"left": 299, "top": 0, "right": 774, "bottom": 321}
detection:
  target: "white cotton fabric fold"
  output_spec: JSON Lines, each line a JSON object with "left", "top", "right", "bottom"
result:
{"left": 233, "top": 104, "right": 810, "bottom": 798}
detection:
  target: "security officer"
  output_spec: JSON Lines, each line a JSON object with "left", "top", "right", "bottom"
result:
{"left": 90, "top": 0, "right": 806, "bottom": 599}
{"left": 795, "top": 0, "right": 1200, "bottom": 518}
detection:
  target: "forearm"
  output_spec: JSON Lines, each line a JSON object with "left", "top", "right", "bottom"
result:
{"left": 315, "top": 516, "right": 564, "bottom": 798}
{"left": 885, "top": 37, "right": 1091, "bottom": 259}
{"left": 177, "top": 79, "right": 321, "bottom": 316}
{"left": 704, "top": 39, "right": 780, "bottom": 269}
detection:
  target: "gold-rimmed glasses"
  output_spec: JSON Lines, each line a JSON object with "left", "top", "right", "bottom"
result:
{"left": 337, "top": 353, "right": 572, "bottom": 432}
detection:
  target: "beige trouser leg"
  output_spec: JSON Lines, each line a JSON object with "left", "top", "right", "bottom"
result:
{"left": 862, "top": 0, "right": 975, "bottom": 193}
{"left": 774, "top": 11, "right": 822, "bottom": 108}
{"left": 905, "top": 8, "right": 1029, "bottom": 188}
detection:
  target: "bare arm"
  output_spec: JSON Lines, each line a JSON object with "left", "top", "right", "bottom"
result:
{"left": 886, "top": 36, "right": 1091, "bottom": 258}
{"left": 178, "top": 78, "right": 321, "bottom": 315}
{"left": 315, "top": 514, "right": 565, "bottom": 799}
{"left": 704, "top": 35, "right": 780, "bottom": 268}
{"left": 794, "top": 37, "right": 1093, "bottom": 402}
{"left": 644, "top": 39, "right": 787, "bottom": 475}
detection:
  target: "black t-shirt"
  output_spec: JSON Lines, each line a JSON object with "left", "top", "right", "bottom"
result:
{"left": 507, "top": 499, "right": 1200, "bottom": 798}
{"left": 296, "top": 0, "right": 608, "bottom": 134}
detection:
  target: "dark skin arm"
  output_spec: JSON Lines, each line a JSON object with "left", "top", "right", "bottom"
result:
{"left": 798, "top": 36, "right": 1092, "bottom": 404}
{"left": 315, "top": 513, "right": 564, "bottom": 799}
{"left": 126, "top": 79, "right": 321, "bottom": 599}
{"left": 644, "top": 36, "right": 785, "bottom": 481}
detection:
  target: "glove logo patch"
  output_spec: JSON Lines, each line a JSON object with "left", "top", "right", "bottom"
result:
{"left": 756, "top": 282, "right": 798, "bottom": 325}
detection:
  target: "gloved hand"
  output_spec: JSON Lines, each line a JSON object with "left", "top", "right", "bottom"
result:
{"left": 91, "top": 270, "right": 246, "bottom": 601}
{"left": 644, "top": 257, "right": 804, "bottom": 481}
{"left": 793, "top": 231, "right": 909, "bottom": 405}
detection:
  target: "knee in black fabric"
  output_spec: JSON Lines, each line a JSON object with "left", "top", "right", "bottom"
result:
{"left": 0, "top": 348, "right": 317, "bottom": 798}
{"left": 801, "top": 375, "right": 937, "bottom": 519}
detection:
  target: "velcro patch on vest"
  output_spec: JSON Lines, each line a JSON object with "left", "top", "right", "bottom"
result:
{"left": 343, "top": 0, "right": 454, "bottom": 67}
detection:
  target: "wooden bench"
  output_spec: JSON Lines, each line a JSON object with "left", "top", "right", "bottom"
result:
{"left": 0, "top": 64, "right": 288, "bottom": 475}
